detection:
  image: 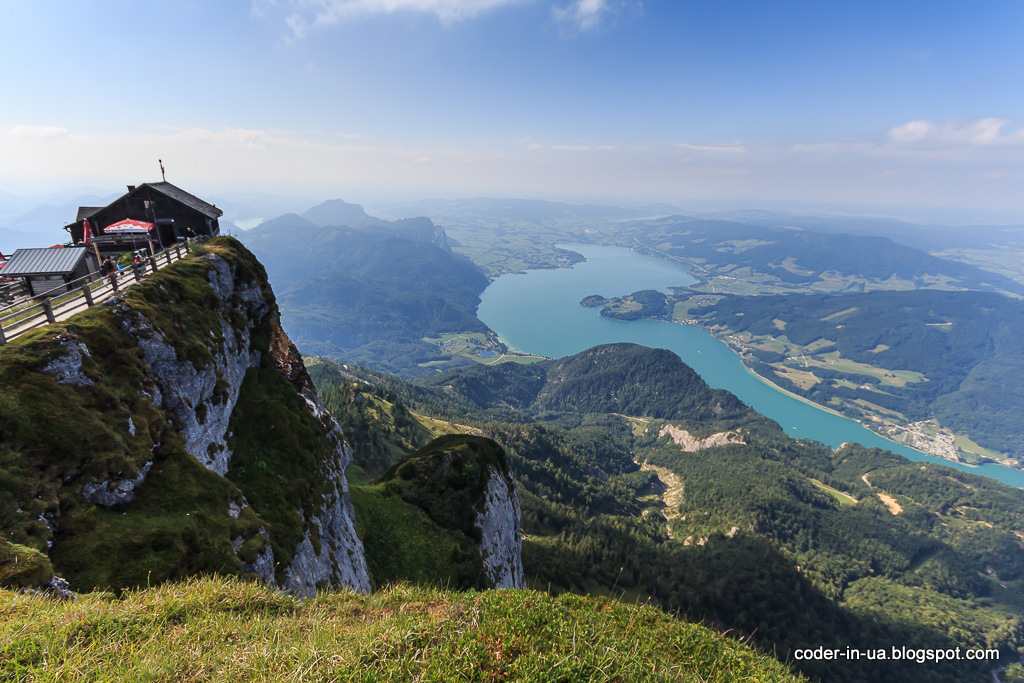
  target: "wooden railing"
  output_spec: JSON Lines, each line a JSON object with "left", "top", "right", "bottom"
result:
{"left": 0, "top": 279, "right": 28, "bottom": 305}
{"left": 0, "top": 241, "right": 196, "bottom": 345}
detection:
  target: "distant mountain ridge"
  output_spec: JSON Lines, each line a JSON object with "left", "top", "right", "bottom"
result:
{"left": 0, "top": 192, "right": 118, "bottom": 250}
{"left": 239, "top": 206, "right": 490, "bottom": 375}
{"left": 420, "top": 342, "right": 767, "bottom": 432}
{"left": 616, "top": 215, "right": 1024, "bottom": 296}
{"left": 701, "top": 209, "right": 1024, "bottom": 251}
{"left": 382, "top": 197, "right": 684, "bottom": 223}
{"left": 301, "top": 198, "right": 383, "bottom": 229}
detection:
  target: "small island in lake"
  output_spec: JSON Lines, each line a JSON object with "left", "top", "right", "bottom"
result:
{"left": 580, "top": 289, "right": 670, "bottom": 321}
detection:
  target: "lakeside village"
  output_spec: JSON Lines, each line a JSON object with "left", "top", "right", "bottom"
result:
{"left": 702, "top": 326, "right": 1019, "bottom": 470}
{"left": 0, "top": 180, "right": 222, "bottom": 314}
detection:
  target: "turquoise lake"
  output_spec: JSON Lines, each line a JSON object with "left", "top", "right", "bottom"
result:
{"left": 477, "top": 243, "right": 1024, "bottom": 488}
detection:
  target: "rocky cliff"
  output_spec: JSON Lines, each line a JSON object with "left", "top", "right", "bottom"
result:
{"left": 0, "top": 238, "right": 369, "bottom": 594}
{"left": 353, "top": 434, "right": 525, "bottom": 590}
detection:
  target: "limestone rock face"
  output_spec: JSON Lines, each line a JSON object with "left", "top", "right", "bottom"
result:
{"left": 42, "top": 340, "right": 95, "bottom": 387}
{"left": 475, "top": 463, "right": 525, "bottom": 589}
{"left": 659, "top": 424, "right": 745, "bottom": 452}
{"left": 115, "top": 256, "right": 267, "bottom": 476}
{"left": 102, "top": 246, "right": 370, "bottom": 594}
{"left": 270, "top": 328, "right": 372, "bottom": 596}
{"left": 1, "top": 239, "right": 371, "bottom": 595}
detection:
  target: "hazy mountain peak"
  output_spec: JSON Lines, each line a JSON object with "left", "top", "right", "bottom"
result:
{"left": 248, "top": 212, "right": 321, "bottom": 234}
{"left": 302, "top": 198, "right": 381, "bottom": 229}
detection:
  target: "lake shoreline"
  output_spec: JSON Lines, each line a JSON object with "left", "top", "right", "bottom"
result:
{"left": 477, "top": 243, "right": 1024, "bottom": 487}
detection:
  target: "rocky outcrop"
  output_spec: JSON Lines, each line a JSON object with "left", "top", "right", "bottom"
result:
{"left": 116, "top": 248, "right": 370, "bottom": 594}
{"left": 81, "top": 462, "right": 153, "bottom": 507}
{"left": 269, "top": 325, "right": 372, "bottom": 596}
{"left": 113, "top": 256, "right": 268, "bottom": 476}
{"left": 659, "top": 424, "right": 745, "bottom": 451}
{"left": 42, "top": 340, "right": 95, "bottom": 386}
{"left": 1, "top": 238, "right": 370, "bottom": 595}
{"left": 377, "top": 434, "right": 524, "bottom": 590}
{"left": 284, "top": 478, "right": 372, "bottom": 596}
{"left": 282, "top": 407, "right": 372, "bottom": 596}
{"left": 474, "top": 465, "right": 524, "bottom": 589}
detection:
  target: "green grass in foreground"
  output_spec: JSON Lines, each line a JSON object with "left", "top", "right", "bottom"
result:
{"left": 0, "top": 576, "right": 802, "bottom": 682}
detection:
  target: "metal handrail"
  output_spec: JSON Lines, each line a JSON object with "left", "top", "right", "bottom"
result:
{"left": 0, "top": 240, "right": 195, "bottom": 345}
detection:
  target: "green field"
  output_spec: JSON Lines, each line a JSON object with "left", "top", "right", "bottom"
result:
{"left": 421, "top": 332, "right": 546, "bottom": 368}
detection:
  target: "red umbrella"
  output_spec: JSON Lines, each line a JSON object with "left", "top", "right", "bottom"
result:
{"left": 83, "top": 218, "right": 92, "bottom": 245}
{"left": 104, "top": 219, "right": 154, "bottom": 234}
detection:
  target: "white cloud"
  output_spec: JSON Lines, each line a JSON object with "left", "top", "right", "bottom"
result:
{"left": 889, "top": 118, "right": 1024, "bottom": 146}
{"left": 553, "top": 0, "right": 605, "bottom": 31}
{"left": 274, "top": 0, "right": 525, "bottom": 37}
{"left": 552, "top": 0, "right": 621, "bottom": 31}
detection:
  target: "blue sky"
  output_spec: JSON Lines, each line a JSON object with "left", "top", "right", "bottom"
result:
{"left": 1, "top": 0, "right": 1022, "bottom": 215}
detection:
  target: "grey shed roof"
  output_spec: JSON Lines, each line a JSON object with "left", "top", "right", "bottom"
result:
{"left": 1, "top": 247, "right": 89, "bottom": 276}
{"left": 145, "top": 182, "right": 223, "bottom": 218}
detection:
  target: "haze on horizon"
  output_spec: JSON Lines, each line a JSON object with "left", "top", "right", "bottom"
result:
{"left": 1, "top": 0, "right": 1023, "bottom": 219}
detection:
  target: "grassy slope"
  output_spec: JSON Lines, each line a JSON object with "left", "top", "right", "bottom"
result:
{"left": 0, "top": 576, "right": 802, "bottom": 682}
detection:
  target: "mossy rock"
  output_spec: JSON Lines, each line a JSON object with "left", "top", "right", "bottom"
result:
{"left": 379, "top": 434, "right": 509, "bottom": 541}
{"left": 349, "top": 485, "right": 482, "bottom": 590}
{"left": 349, "top": 435, "right": 511, "bottom": 590}
{"left": 0, "top": 540, "right": 54, "bottom": 589}
{"left": 0, "top": 237, "right": 278, "bottom": 591}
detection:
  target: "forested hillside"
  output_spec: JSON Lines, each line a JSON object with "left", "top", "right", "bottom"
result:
{"left": 309, "top": 344, "right": 1024, "bottom": 682}
{"left": 682, "top": 289, "right": 1024, "bottom": 460}
{"left": 240, "top": 214, "right": 493, "bottom": 375}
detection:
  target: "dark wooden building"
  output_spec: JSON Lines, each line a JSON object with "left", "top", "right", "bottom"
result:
{"left": 0, "top": 247, "right": 97, "bottom": 296}
{"left": 65, "top": 182, "right": 223, "bottom": 248}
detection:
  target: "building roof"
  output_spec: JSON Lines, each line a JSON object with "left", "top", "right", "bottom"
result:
{"left": 66, "top": 181, "right": 223, "bottom": 233}
{"left": 1, "top": 247, "right": 89, "bottom": 276}
{"left": 76, "top": 207, "right": 103, "bottom": 221}
{"left": 144, "top": 182, "right": 223, "bottom": 219}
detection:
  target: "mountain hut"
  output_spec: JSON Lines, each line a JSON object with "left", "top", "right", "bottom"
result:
{"left": 65, "top": 182, "right": 223, "bottom": 249}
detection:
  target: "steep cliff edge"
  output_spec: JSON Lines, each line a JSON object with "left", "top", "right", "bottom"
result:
{"left": 0, "top": 238, "right": 369, "bottom": 594}
{"left": 352, "top": 434, "right": 524, "bottom": 590}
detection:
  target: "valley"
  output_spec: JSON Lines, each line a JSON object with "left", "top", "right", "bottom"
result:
{"left": 5, "top": 197, "right": 1024, "bottom": 682}
{"left": 307, "top": 344, "right": 1024, "bottom": 683}
{"left": 7, "top": 4, "right": 1024, "bottom": 680}
{"left": 231, "top": 198, "right": 1024, "bottom": 481}
{"left": 584, "top": 284, "right": 1024, "bottom": 469}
